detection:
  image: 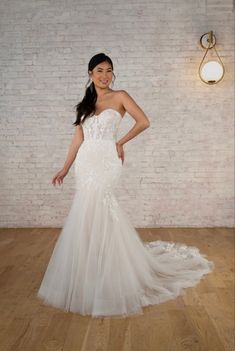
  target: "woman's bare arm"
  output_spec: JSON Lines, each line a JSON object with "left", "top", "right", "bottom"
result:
{"left": 116, "top": 90, "right": 150, "bottom": 146}
{"left": 62, "top": 125, "right": 84, "bottom": 172}
{"left": 52, "top": 125, "right": 84, "bottom": 186}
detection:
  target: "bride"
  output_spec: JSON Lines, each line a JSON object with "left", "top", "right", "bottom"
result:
{"left": 37, "top": 53, "right": 214, "bottom": 318}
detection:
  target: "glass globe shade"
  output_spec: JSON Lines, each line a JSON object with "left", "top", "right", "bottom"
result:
{"left": 200, "top": 60, "right": 224, "bottom": 84}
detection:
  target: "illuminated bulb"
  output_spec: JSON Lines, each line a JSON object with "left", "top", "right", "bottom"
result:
{"left": 200, "top": 60, "right": 224, "bottom": 84}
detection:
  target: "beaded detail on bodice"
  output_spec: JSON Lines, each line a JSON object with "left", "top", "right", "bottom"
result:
{"left": 82, "top": 109, "right": 122, "bottom": 141}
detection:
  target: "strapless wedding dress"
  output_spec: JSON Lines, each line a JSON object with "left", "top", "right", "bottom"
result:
{"left": 37, "top": 108, "right": 214, "bottom": 318}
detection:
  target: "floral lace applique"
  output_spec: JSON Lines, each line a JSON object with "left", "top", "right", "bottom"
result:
{"left": 144, "top": 240, "right": 201, "bottom": 260}
{"left": 103, "top": 189, "right": 119, "bottom": 222}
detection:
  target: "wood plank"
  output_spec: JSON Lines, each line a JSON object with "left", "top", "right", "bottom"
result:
{"left": 0, "top": 227, "right": 233, "bottom": 351}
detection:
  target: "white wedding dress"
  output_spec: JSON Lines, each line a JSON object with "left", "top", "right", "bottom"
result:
{"left": 37, "top": 108, "right": 215, "bottom": 318}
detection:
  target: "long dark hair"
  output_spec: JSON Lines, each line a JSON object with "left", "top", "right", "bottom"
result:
{"left": 73, "top": 53, "right": 115, "bottom": 126}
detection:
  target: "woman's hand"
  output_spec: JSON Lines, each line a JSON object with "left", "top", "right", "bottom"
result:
{"left": 52, "top": 168, "right": 68, "bottom": 186}
{"left": 116, "top": 142, "right": 124, "bottom": 165}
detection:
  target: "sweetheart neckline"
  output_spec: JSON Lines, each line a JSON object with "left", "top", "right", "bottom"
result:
{"left": 94, "top": 108, "right": 123, "bottom": 118}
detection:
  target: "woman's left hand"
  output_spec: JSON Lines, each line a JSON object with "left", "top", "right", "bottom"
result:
{"left": 116, "top": 142, "right": 124, "bottom": 165}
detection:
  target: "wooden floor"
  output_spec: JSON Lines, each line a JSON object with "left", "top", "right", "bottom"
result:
{"left": 0, "top": 227, "right": 234, "bottom": 351}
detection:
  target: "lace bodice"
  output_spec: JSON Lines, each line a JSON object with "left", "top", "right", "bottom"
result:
{"left": 82, "top": 108, "right": 122, "bottom": 141}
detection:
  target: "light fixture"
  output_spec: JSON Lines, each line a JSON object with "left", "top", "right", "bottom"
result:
{"left": 199, "top": 30, "right": 225, "bottom": 85}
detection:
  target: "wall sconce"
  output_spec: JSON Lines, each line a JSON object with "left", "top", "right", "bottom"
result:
{"left": 199, "top": 30, "right": 225, "bottom": 85}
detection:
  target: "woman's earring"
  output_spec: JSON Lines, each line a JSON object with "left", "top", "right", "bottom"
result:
{"left": 85, "top": 77, "right": 93, "bottom": 92}
{"left": 89, "top": 78, "right": 93, "bottom": 92}
{"left": 85, "top": 78, "right": 91, "bottom": 88}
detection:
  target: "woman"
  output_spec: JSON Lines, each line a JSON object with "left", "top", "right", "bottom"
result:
{"left": 37, "top": 53, "right": 214, "bottom": 318}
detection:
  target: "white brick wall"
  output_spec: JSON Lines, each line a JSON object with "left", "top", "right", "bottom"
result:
{"left": 0, "top": 0, "right": 234, "bottom": 227}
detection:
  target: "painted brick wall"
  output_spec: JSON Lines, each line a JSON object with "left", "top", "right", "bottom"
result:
{"left": 0, "top": 0, "right": 234, "bottom": 227}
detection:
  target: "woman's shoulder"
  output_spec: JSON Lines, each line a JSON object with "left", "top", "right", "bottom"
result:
{"left": 112, "top": 89, "right": 132, "bottom": 101}
{"left": 113, "top": 89, "right": 129, "bottom": 95}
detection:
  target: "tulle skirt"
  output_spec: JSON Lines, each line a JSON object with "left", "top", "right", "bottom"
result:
{"left": 37, "top": 140, "right": 214, "bottom": 318}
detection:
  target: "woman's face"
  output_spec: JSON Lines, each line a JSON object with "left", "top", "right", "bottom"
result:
{"left": 89, "top": 61, "right": 113, "bottom": 89}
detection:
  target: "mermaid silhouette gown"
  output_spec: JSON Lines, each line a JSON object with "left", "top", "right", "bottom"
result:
{"left": 37, "top": 108, "right": 215, "bottom": 318}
